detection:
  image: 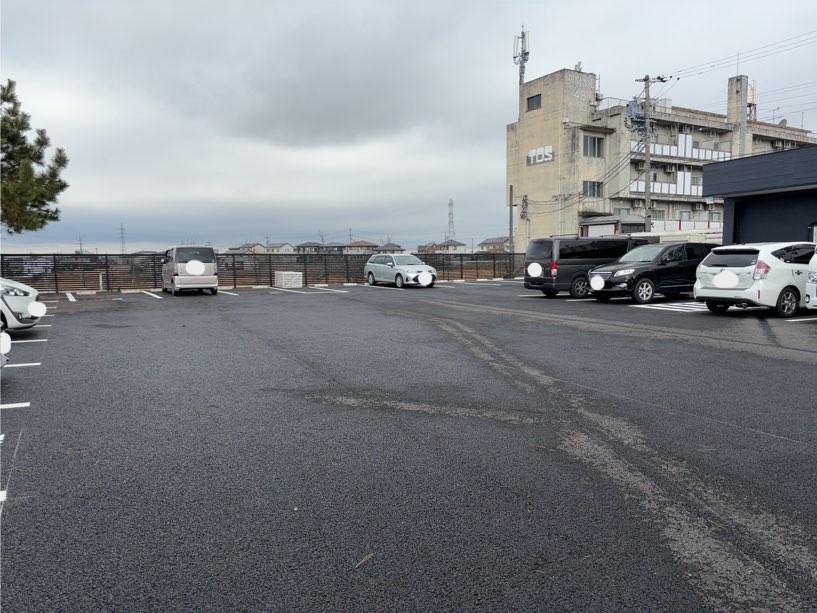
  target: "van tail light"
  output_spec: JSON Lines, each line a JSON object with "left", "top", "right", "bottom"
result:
{"left": 550, "top": 260, "right": 558, "bottom": 278}
{"left": 753, "top": 260, "right": 770, "bottom": 280}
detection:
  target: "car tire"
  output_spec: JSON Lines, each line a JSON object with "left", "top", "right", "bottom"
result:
{"left": 395, "top": 274, "right": 404, "bottom": 288}
{"left": 541, "top": 289, "right": 558, "bottom": 297}
{"left": 428, "top": 281, "right": 435, "bottom": 288}
{"left": 367, "top": 272, "right": 376, "bottom": 286}
{"left": 594, "top": 295, "right": 611, "bottom": 303}
{"left": 569, "top": 276, "right": 590, "bottom": 299}
{"left": 706, "top": 301, "right": 729, "bottom": 314}
{"left": 774, "top": 287, "right": 799, "bottom": 318}
{"left": 632, "top": 278, "right": 656, "bottom": 304}
{"left": 211, "top": 288, "right": 218, "bottom": 295}
{"left": 170, "top": 280, "right": 178, "bottom": 296}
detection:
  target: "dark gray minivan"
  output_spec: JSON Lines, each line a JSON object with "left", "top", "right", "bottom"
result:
{"left": 524, "top": 236, "right": 648, "bottom": 298}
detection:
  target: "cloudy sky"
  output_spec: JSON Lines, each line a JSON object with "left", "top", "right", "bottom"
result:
{"left": 2, "top": 1, "right": 816, "bottom": 253}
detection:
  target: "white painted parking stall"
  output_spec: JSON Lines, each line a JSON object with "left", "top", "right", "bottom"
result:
{"left": 630, "top": 301, "right": 710, "bottom": 313}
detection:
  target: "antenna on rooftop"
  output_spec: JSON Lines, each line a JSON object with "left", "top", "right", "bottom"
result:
{"left": 513, "top": 25, "right": 530, "bottom": 87}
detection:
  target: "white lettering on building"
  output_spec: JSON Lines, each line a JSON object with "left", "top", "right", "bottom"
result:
{"left": 527, "top": 145, "right": 554, "bottom": 165}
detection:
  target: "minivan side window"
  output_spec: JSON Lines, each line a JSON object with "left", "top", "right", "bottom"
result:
{"left": 588, "top": 240, "right": 630, "bottom": 259}
{"left": 558, "top": 240, "right": 595, "bottom": 259}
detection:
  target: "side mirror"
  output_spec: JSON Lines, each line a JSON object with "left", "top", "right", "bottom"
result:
{"left": 387, "top": 262, "right": 394, "bottom": 267}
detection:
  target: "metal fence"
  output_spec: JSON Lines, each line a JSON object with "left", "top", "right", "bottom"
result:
{"left": 0, "top": 253, "right": 527, "bottom": 293}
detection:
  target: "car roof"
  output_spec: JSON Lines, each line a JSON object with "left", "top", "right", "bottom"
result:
{"left": 713, "top": 241, "right": 816, "bottom": 250}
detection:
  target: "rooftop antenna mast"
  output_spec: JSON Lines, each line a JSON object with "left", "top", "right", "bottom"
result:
{"left": 119, "top": 223, "right": 126, "bottom": 254}
{"left": 446, "top": 198, "right": 456, "bottom": 241}
{"left": 513, "top": 25, "right": 530, "bottom": 87}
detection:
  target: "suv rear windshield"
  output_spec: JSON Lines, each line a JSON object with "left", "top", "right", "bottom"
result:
{"left": 176, "top": 247, "right": 215, "bottom": 263}
{"left": 701, "top": 249, "right": 759, "bottom": 268}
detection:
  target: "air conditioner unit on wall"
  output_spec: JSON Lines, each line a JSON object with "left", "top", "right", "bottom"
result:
{"left": 707, "top": 202, "right": 715, "bottom": 211}
{"left": 772, "top": 140, "right": 784, "bottom": 149}
{"left": 665, "top": 164, "right": 676, "bottom": 173}
{"left": 694, "top": 203, "right": 703, "bottom": 211}
{"left": 632, "top": 200, "right": 643, "bottom": 208}
{"left": 636, "top": 161, "right": 646, "bottom": 170}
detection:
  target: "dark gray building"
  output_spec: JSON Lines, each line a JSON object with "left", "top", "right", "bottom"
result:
{"left": 703, "top": 146, "right": 817, "bottom": 244}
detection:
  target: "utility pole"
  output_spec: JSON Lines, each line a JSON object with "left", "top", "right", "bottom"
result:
{"left": 634, "top": 75, "right": 666, "bottom": 232}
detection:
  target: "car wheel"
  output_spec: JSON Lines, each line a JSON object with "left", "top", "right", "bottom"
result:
{"left": 632, "top": 278, "right": 656, "bottom": 304}
{"left": 428, "top": 280, "right": 435, "bottom": 288}
{"left": 211, "top": 288, "right": 218, "bottom": 295}
{"left": 594, "top": 295, "right": 611, "bottom": 303}
{"left": 395, "top": 274, "right": 404, "bottom": 288}
{"left": 569, "top": 276, "right": 590, "bottom": 299}
{"left": 706, "top": 301, "right": 729, "bottom": 314}
{"left": 774, "top": 287, "right": 799, "bottom": 318}
{"left": 541, "top": 289, "right": 558, "bottom": 297}
{"left": 367, "top": 272, "right": 376, "bottom": 286}
{"left": 170, "top": 280, "right": 178, "bottom": 296}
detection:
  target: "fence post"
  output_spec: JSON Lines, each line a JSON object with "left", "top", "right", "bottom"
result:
{"left": 268, "top": 254, "right": 273, "bottom": 287}
{"left": 459, "top": 254, "right": 464, "bottom": 281}
{"left": 152, "top": 255, "right": 159, "bottom": 289}
{"left": 104, "top": 255, "right": 110, "bottom": 291}
{"left": 53, "top": 254, "right": 60, "bottom": 294}
{"left": 344, "top": 255, "right": 350, "bottom": 283}
{"left": 323, "top": 253, "right": 329, "bottom": 285}
{"left": 231, "top": 255, "right": 237, "bottom": 288}
{"left": 492, "top": 253, "right": 497, "bottom": 279}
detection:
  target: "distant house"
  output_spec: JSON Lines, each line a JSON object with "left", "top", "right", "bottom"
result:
{"left": 435, "top": 239, "right": 467, "bottom": 254}
{"left": 265, "top": 242, "right": 294, "bottom": 254}
{"left": 375, "top": 242, "right": 404, "bottom": 254}
{"left": 416, "top": 243, "right": 437, "bottom": 254}
{"left": 223, "top": 242, "right": 266, "bottom": 255}
{"left": 345, "top": 240, "right": 378, "bottom": 254}
{"left": 295, "top": 242, "right": 323, "bottom": 254}
{"left": 478, "top": 237, "right": 510, "bottom": 253}
{"left": 322, "top": 242, "right": 346, "bottom": 254}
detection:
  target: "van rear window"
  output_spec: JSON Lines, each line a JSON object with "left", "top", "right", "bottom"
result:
{"left": 176, "top": 247, "right": 215, "bottom": 263}
{"left": 701, "top": 249, "right": 759, "bottom": 268}
{"left": 525, "top": 241, "right": 552, "bottom": 260}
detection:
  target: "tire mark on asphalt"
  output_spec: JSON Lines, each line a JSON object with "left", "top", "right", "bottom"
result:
{"left": 420, "top": 298, "right": 817, "bottom": 365}
{"left": 409, "top": 314, "right": 817, "bottom": 610}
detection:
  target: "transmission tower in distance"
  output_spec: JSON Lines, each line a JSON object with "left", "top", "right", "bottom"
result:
{"left": 446, "top": 198, "right": 456, "bottom": 241}
{"left": 119, "top": 223, "right": 127, "bottom": 254}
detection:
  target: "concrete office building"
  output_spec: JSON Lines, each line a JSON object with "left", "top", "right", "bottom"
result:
{"left": 506, "top": 68, "right": 817, "bottom": 251}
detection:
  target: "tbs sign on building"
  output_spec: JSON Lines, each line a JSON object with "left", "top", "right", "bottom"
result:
{"left": 527, "top": 145, "right": 553, "bottom": 166}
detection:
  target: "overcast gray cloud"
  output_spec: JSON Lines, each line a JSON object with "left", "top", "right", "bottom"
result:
{"left": 2, "top": 0, "right": 815, "bottom": 253}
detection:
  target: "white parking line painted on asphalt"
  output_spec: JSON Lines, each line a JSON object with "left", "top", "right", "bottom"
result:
{"left": 33, "top": 324, "right": 52, "bottom": 328}
{"left": 46, "top": 306, "right": 57, "bottom": 310}
{"left": 361, "top": 285, "right": 404, "bottom": 291}
{"left": 0, "top": 403, "right": 31, "bottom": 410}
{"left": 566, "top": 298, "right": 595, "bottom": 302}
{"left": 39, "top": 314, "right": 55, "bottom": 317}
{"left": 311, "top": 287, "right": 349, "bottom": 293}
{"left": 65, "top": 292, "right": 77, "bottom": 302}
{"left": 0, "top": 492, "right": 5, "bottom": 502}
{"left": 3, "top": 362, "right": 42, "bottom": 368}
{"left": 10, "top": 339, "right": 47, "bottom": 344}
{"left": 219, "top": 290, "right": 240, "bottom": 296}
{"left": 785, "top": 317, "right": 817, "bottom": 323}
{"left": 631, "top": 302, "right": 709, "bottom": 312}
{"left": 141, "top": 290, "right": 162, "bottom": 299}
{"left": 270, "top": 288, "right": 310, "bottom": 294}
{"left": 435, "top": 285, "right": 455, "bottom": 289}
{"left": 517, "top": 294, "right": 541, "bottom": 298}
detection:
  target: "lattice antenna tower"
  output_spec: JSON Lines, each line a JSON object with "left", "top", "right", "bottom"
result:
{"left": 446, "top": 198, "right": 456, "bottom": 241}
{"left": 119, "top": 223, "right": 126, "bottom": 254}
{"left": 513, "top": 26, "right": 530, "bottom": 87}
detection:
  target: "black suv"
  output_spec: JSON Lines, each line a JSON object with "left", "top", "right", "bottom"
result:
{"left": 588, "top": 242, "right": 717, "bottom": 304}
{"left": 524, "top": 237, "right": 648, "bottom": 298}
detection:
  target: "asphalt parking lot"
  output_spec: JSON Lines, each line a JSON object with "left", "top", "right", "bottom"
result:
{"left": 2, "top": 280, "right": 816, "bottom": 611}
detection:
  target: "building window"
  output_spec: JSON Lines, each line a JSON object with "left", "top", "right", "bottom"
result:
{"left": 583, "top": 135, "right": 604, "bottom": 158}
{"left": 679, "top": 210, "right": 692, "bottom": 221}
{"left": 582, "top": 181, "right": 603, "bottom": 198}
{"left": 614, "top": 207, "right": 630, "bottom": 216}
{"left": 691, "top": 176, "right": 702, "bottom": 186}
{"left": 709, "top": 211, "right": 722, "bottom": 222}
{"left": 526, "top": 94, "right": 542, "bottom": 112}
{"left": 652, "top": 209, "right": 666, "bottom": 220}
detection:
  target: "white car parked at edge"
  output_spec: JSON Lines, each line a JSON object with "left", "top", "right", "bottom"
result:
{"left": 694, "top": 241, "right": 816, "bottom": 317}
{"left": 805, "top": 249, "right": 817, "bottom": 310}
{"left": 1, "top": 277, "right": 45, "bottom": 331}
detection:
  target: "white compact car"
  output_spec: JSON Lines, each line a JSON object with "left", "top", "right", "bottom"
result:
{"left": 1, "top": 277, "right": 43, "bottom": 331}
{"left": 694, "top": 241, "right": 816, "bottom": 317}
{"left": 805, "top": 250, "right": 817, "bottom": 310}
{"left": 364, "top": 254, "right": 437, "bottom": 288}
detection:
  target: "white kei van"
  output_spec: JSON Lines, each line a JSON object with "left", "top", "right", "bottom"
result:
{"left": 805, "top": 248, "right": 817, "bottom": 310}
{"left": 161, "top": 245, "right": 219, "bottom": 295}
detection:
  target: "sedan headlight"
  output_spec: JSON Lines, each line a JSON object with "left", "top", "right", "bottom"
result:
{"left": 0, "top": 285, "right": 29, "bottom": 297}
{"left": 808, "top": 271, "right": 817, "bottom": 284}
{"left": 613, "top": 269, "right": 635, "bottom": 278}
